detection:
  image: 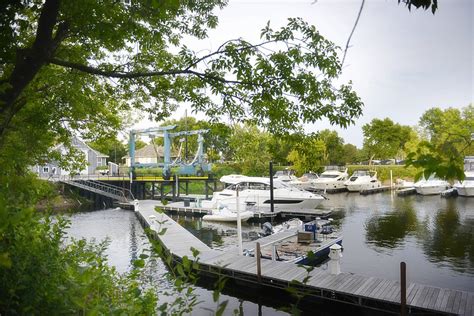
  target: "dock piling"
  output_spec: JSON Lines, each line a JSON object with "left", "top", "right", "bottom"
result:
{"left": 401, "top": 261, "right": 407, "bottom": 316}
{"left": 256, "top": 242, "right": 262, "bottom": 282}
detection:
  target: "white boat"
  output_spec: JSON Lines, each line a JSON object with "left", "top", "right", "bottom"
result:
{"left": 273, "top": 169, "right": 297, "bottom": 183}
{"left": 453, "top": 157, "right": 474, "bottom": 197}
{"left": 202, "top": 206, "right": 253, "bottom": 222}
{"left": 395, "top": 179, "right": 415, "bottom": 189}
{"left": 203, "top": 175, "right": 325, "bottom": 212}
{"left": 413, "top": 175, "right": 449, "bottom": 195}
{"left": 344, "top": 170, "right": 382, "bottom": 192}
{"left": 312, "top": 166, "right": 349, "bottom": 191}
{"left": 288, "top": 172, "right": 319, "bottom": 191}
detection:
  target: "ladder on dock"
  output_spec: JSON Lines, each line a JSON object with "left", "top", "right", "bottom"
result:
{"left": 60, "top": 179, "right": 134, "bottom": 203}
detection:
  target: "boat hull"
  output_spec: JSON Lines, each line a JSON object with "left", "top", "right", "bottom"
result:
{"left": 454, "top": 184, "right": 474, "bottom": 197}
{"left": 313, "top": 181, "right": 347, "bottom": 191}
{"left": 415, "top": 185, "right": 447, "bottom": 195}
{"left": 202, "top": 211, "right": 253, "bottom": 222}
{"left": 346, "top": 182, "right": 382, "bottom": 192}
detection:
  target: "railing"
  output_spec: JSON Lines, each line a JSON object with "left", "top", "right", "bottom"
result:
{"left": 60, "top": 177, "right": 134, "bottom": 203}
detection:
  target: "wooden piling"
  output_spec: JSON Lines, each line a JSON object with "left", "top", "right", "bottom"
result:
{"left": 256, "top": 242, "right": 262, "bottom": 282}
{"left": 401, "top": 261, "right": 407, "bottom": 316}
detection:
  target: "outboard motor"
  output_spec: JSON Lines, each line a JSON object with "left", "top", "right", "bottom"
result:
{"left": 261, "top": 222, "right": 274, "bottom": 236}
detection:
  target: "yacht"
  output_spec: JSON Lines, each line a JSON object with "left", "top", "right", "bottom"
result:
{"left": 413, "top": 174, "right": 449, "bottom": 195}
{"left": 273, "top": 169, "right": 297, "bottom": 183}
{"left": 312, "top": 166, "right": 349, "bottom": 191}
{"left": 202, "top": 176, "right": 325, "bottom": 213}
{"left": 344, "top": 170, "right": 382, "bottom": 192}
{"left": 454, "top": 156, "right": 474, "bottom": 197}
{"left": 288, "top": 172, "right": 319, "bottom": 191}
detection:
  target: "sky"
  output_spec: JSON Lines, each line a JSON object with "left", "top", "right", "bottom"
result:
{"left": 137, "top": 0, "right": 473, "bottom": 147}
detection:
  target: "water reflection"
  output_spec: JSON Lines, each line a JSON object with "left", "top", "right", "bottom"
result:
{"left": 420, "top": 202, "right": 474, "bottom": 273}
{"left": 365, "top": 198, "right": 419, "bottom": 248}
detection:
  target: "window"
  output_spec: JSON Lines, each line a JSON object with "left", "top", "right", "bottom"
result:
{"left": 43, "top": 167, "right": 49, "bottom": 173}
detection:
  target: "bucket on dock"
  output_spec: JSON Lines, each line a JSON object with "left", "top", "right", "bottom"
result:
{"left": 183, "top": 198, "right": 190, "bottom": 207}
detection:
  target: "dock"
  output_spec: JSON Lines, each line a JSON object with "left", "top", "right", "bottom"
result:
{"left": 360, "top": 186, "right": 390, "bottom": 195}
{"left": 135, "top": 200, "right": 474, "bottom": 315}
{"left": 396, "top": 187, "right": 417, "bottom": 196}
{"left": 161, "top": 201, "right": 333, "bottom": 220}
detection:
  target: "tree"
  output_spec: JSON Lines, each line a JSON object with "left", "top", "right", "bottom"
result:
{"left": 361, "top": 118, "right": 412, "bottom": 162}
{"left": 341, "top": 143, "right": 359, "bottom": 165}
{"left": 0, "top": 1, "right": 363, "bottom": 175}
{"left": 1, "top": 1, "right": 364, "bottom": 313}
{"left": 287, "top": 136, "right": 326, "bottom": 175}
{"left": 406, "top": 105, "right": 473, "bottom": 180}
{"left": 315, "top": 129, "right": 345, "bottom": 165}
{"left": 89, "top": 136, "right": 128, "bottom": 164}
{"left": 228, "top": 124, "right": 272, "bottom": 175}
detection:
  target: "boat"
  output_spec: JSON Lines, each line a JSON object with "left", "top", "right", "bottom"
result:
{"left": 202, "top": 206, "right": 253, "bottom": 222}
{"left": 244, "top": 218, "right": 342, "bottom": 265}
{"left": 202, "top": 175, "right": 325, "bottom": 213}
{"left": 413, "top": 174, "right": 449, "bottom": 195}
{"left": 344, "top": 170, "right": 382, "bottom": 192}
{"left": 288, "top": 172, "right": 319, "bottom": 191}
{"left": 273, "top": 169, "right": 297, "bottom": 183}
{"left": 453, "top": 156, "right": 474, "bottom": 197}
{"left": 312, "top": 166, "right": 349, "bottom": 191}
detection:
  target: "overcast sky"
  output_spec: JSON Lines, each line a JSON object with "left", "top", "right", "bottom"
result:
{"left": 179, "top": 0, "right": 473, "bottom": 147}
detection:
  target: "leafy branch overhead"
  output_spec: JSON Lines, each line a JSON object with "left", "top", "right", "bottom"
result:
{"left": 1, "top": 0, "right": 363, "bottom": 145}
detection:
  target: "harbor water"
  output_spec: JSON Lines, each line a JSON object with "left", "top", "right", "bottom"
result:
{"left": 66, "top": 192, "right": 474, "bottom": 313}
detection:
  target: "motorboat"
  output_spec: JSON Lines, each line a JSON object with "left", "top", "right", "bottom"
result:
{"left": 312, "top": 166, "right": 348, "bottom": 191}
{"left": 273, "top": 169, "right": 297, "bottom": 183}
{"left": 413, "top": 174, "right": 449, "bottom": 195}
{"left": 288, "top": 172, "right": 319, "bottom": 191}
{"left": 245, "top": 218, "right": 342, "bottom": 265}
{"left": 454, "top": 156, "right": 474, "bottom": 197}
{"left": 395, "top": 179, "right": 415, "bottom": 189}
{"left": 344, "top": 170, "right": 382, "bottom": 192}
{"left": 203, "top": 175, "right": 325, "bottom": 213}
{"left": 202, "top": 206, "right": 253, "bottom": 222}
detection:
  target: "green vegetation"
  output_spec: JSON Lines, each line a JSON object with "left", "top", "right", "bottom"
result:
{"left": 406, "top": 105, "right": 473, "bottom": 181}
{"left": 0, "top": 0, "right": 460, "bottom": 314}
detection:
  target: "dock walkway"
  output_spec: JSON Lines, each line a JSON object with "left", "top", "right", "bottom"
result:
{"left": 136, "top": 200, "right": 473, "bottom": 315}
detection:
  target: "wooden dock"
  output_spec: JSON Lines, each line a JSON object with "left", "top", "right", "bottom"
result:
{"left": 396, "top": 187, "right": 417, "bottom": 196}
{"left": 135, "top": 200, "right": 474, "bottom": 315}
{"left": 161, "top": 201, "right": 332, "bottom": 220}
{"left": 360, "top": 186, "right": 390, "bottom": 195}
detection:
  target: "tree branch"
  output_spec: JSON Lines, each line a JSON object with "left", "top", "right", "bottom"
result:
{"left": 49, "top": 58, "right": 247, "bottom": 86}
{"left": 341, "top": 0, "right": 365, "bottom": 69}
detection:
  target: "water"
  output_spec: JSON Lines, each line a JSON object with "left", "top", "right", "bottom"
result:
{"left": 65, "top": 193, "right": 474, "bottom": 314}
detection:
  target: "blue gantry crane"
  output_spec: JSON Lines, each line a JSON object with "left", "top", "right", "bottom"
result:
{"left": 129, "top": 125, "right": 211, "bottom": 179}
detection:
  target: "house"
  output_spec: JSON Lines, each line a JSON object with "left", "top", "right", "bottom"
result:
{"left": 34, "top": 136, "right": 108, "bottom": 178}
{"left": 122, "top": 143, "right": 177, "bottom": 166}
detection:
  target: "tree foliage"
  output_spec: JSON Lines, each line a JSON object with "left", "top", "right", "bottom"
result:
{"left": 361, "top": 118, "right": 412, "bottom": 161}
{"left": 228, "top": 124, "right": 272, "bottom": 176}
{"left": 406, "top": 105, "right": 473, "bottom": 181}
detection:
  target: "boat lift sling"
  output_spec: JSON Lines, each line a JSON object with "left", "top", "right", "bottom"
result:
{"left": 129, "top": 125, "right": 211, "bottom": 179}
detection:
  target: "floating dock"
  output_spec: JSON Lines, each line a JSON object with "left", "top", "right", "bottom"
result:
{"left": 135, "top": 200, "right": 474, "bottom": 315}
{"left": 360, "top": 186, "right": 390, "bottom": 195}
{"left": 396, "top": 187, "right": 417, "bottom": 196}
{"left": 161, "top": 201, "right": 332, "bottom": 220}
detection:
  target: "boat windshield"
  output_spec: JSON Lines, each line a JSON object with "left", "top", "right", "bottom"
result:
{"left": 302, "top": 173, "right": 318, "bottom": 179}
{"left": 226, "top": 181, "right": 287, "bottom": 190}
{"left": 320, "top": 174, "right": 339, "bottom": 179}
{"left": 353, "top": 170, "right": 370, "bottom": 176}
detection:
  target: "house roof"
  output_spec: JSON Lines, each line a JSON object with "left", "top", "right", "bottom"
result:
{"left": 123, "top": 144, "right": 176, "bottom": 159}
{"left": 71, "top": 136, "right": 109, "bottom": 158}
